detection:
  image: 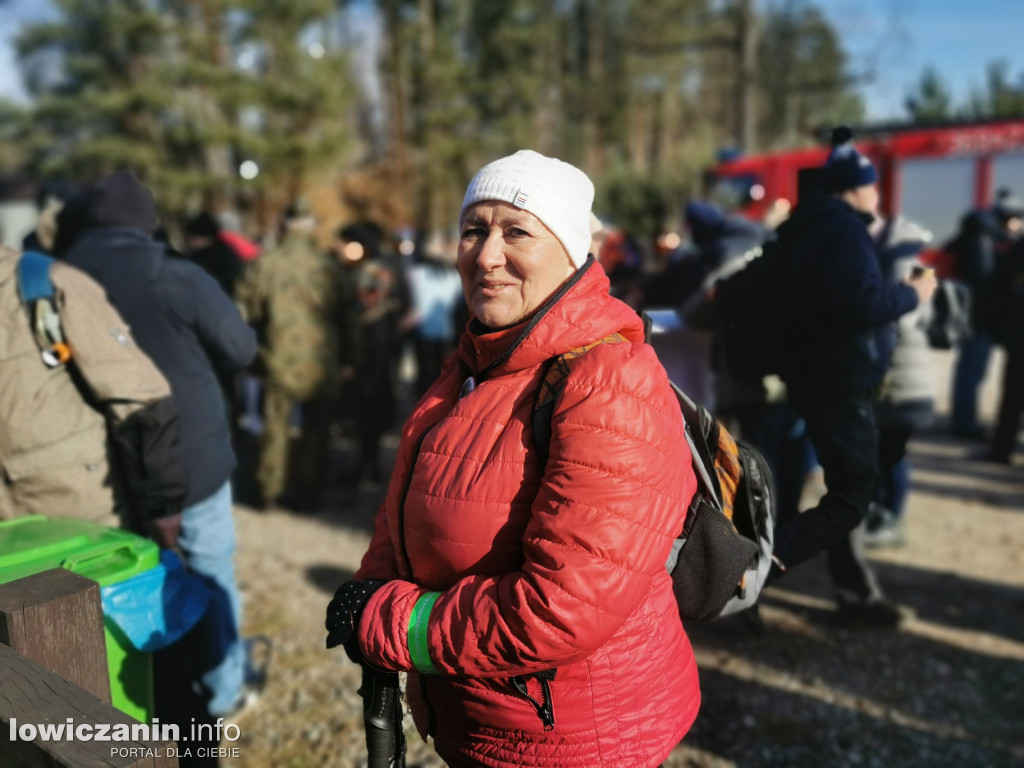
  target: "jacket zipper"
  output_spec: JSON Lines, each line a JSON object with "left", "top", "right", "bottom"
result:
{"left": 405, "top": 258, "right": 589, "bottom": 733}
{"left": 475, "top": 256, "right": 593, "bottom": 382}
{"left": 510, "top": 673, "right": 556, "bottom": 730}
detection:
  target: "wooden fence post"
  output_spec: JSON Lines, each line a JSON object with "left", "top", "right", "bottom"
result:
{"left": 0, "top": 568, "right": 111, "bottom": 703}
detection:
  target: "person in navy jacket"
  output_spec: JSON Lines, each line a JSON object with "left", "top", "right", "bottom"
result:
{"left": 57, "top": 171, "right": 258, "bottom": 717}
{"left": 770, "top": 128, "right": 936, "bottom": 627}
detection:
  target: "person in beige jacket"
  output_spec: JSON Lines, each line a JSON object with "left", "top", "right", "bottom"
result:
{"left": 0, "top": 245, "right": 187, "bottom": 542}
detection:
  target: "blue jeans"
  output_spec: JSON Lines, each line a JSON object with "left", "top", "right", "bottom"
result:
{"left": 178, "top": 481, "right": 244, "bottom": 716}
{"left": 952, "top": 332, "right": 993, "bottom": 435}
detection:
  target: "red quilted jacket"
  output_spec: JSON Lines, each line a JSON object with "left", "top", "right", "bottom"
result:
{"left": 355, "top": 259, "right": 700, "bottom": 767}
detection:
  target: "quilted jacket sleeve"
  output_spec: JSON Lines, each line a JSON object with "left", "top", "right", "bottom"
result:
{"left": 355, "top": 501, "right": 401, "bottom": 581}
{"left": 357, "top": 341, "right": 696, "bottom": 676}
{"left": 354, "top": 367, "right": 465, "bottom": 583}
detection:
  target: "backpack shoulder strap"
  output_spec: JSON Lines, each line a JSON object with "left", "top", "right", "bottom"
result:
{"left": 532, "top": 333, "right": 628, "bottom": 465}
{"left": 18, "top": 251, "right": 71, "bottom": 366}
{"left": 18, "top": 250, "right": 55, "bottom": 302}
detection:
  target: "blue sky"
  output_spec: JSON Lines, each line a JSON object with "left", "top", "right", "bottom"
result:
{"left": 1, "top": 0, "right": 1021, "bottom": 122}
{"left": 822, "top": 0, "right": 1024, "bottom": 118}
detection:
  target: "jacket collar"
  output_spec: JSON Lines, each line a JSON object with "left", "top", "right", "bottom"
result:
{"left": 73, "top": 226, "right": 154, "bottom": 246}
{"left": 458, "top": 256, "right": 644, "bottom": 380}
{"left": 63, "top": 227, "right": 165, "bottom": 283}
{"left": 781, "top": 193, "right": 873, "bottom": 241}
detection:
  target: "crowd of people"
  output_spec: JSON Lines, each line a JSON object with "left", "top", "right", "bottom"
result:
{"left": 1, "top": 130, "right": 1022, "bottom": 767}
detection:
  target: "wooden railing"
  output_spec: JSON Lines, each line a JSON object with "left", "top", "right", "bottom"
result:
{"left": 0, "top": 569, "right": 178, "bottom": 767}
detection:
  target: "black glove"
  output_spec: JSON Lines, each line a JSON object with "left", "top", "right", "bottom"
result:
{"left": 325, "top": 579, "right": 387, "bottom": 663}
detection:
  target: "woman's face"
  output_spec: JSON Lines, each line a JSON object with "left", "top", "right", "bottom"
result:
{"left": 458, "top": 201, "right": 574, "bottom": 329}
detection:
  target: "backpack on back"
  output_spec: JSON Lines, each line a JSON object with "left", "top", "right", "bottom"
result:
{"left": 14, "top": 251, "right": 188, "bottom": 523}
{"left": 712, "top": 238, "right": 791, "bottom": 386}
{"left": 925, "top": 278, "right": 972, "bottom": 350}
{"left": 532, "top": 319, "right": 777, "bottom": 623}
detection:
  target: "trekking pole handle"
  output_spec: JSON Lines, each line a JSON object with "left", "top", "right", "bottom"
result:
{"left": 361, "top": 666, "right": 406, "bottom": 768}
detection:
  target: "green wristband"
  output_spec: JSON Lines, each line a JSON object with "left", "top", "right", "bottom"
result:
{"left": 407, "top": 591, "right": 441, "bottom": 674}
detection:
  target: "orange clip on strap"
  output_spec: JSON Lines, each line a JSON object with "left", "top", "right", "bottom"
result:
{"left": 51, "top": 342, "right": 72, "bottom": 363}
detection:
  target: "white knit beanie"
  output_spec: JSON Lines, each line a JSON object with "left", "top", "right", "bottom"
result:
{"left": 460, "top": 150, "right": 595, "bottom": 269}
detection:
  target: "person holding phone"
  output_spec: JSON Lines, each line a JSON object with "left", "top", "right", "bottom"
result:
{"left": 768, "top": 128, "right": 936, "bottom": 627}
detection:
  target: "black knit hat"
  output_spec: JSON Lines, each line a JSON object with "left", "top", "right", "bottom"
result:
{"left": 822, "top": 126, "right": 877, "bottom": 193}
{"left": 54, "top": 170, "right": 159, "bottom": 254}
{"left": 685, "top": 201, "right": 726, "bottom": 246}
{"left": 69, "top": 170, "right": 160, "bottom": 232}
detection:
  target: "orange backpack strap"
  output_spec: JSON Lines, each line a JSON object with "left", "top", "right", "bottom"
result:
{"left": 533, "top": 333, "right": 628, "bottom": 464}
{"left": 713, "top": 425, "right": 741, "bottom": 522}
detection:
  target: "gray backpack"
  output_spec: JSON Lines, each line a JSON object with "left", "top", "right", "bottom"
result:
{"left": 532, "top": 320, "right": 777, "bottom": 623}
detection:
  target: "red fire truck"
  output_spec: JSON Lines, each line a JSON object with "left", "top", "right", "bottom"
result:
{"left": 706, "top": 117, "right": 1024, "bottom": 249}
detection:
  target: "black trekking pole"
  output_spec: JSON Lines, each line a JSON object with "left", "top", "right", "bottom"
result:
{"left": 360, "top": 665, "right": 406, "bottom": 768}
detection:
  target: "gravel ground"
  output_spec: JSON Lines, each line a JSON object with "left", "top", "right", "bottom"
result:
{"left": 221, "top": 349, "right": 1024, "bottom": 768}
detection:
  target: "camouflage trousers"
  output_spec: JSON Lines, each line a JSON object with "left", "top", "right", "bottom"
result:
{"left": 257, "top": 384, "right": 334, "bottom": 508}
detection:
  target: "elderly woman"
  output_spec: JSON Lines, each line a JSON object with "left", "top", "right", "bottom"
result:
{"left": 327, "top": 151, "right": 699, "bottom": 767}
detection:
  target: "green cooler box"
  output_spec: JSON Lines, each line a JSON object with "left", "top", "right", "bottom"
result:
{"left": 0, "top": 515, "right": 160, "bottom": 723}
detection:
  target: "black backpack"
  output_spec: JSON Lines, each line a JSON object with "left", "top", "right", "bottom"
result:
{"left": 713, "top": 239, "right": 792, "bottom": 386}
{"left": 974, "top": 246, "right": 1024, "bottom": 346}
{"left": 532, "top": 320, "right": 777, "bottom": 623}
{"left": 925, "top": 279, "right": 972, "bottom": 350}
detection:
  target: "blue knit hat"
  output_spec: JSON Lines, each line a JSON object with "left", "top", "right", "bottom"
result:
{"left": 822, "top": 126, "right": 877, "bottom": 193}
{"left": 684, "top": 201, "right": 726, "bottom": 246}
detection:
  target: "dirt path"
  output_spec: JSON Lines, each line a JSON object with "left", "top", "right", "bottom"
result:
{"left": 222, "top": 349, "right": 1024, "bottom": 768}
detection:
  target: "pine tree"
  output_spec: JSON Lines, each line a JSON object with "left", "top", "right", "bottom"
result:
{"left": 755, "top": 1, "right": 864, "bottom": 149}
{"left": 7, "top": 0, "right": 865, "bottom": 241}
{"left": 965, "top": 60, "right": 1024, "bottom": 119}
{"left": 904, "top": 66, "right": 953, "bottom": 123}
{"left": 15, "top": 0, "right": 173, "bottom": 185}
{"left": 11, "top": 0, "right": 357, "bottom": 227}
{"left": 231, "top": 0, "right": 356, "bottom": 223}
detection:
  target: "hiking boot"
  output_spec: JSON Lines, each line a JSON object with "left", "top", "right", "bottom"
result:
{"left": 834, "top": 598, "right": 904, "bottom": 629}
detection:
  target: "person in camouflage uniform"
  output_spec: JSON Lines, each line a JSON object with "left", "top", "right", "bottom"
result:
{"left": 236, "top": 203, "right": 342, "bottom": 510}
